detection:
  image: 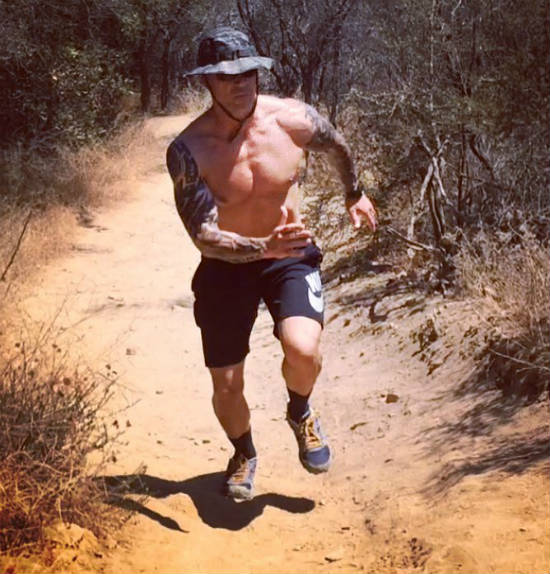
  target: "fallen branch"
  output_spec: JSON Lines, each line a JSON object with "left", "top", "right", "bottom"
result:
{"left": 386, "top": 226, "right": 436, "bottom": 252}
{"left": 1, "top": 209, "right": 32, "bottom": 282}
{"left": 488, "top": 348, "right": 550, "bottom": 373}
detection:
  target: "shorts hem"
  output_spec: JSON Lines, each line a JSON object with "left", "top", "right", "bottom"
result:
{"left": 204, "top": 351, "right": 249, "bottom": 369}
{"left": 273, "top": 313, "right": 324, "bottom": 339}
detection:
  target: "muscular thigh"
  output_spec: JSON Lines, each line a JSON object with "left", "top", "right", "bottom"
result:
{"left": 260, "top": 243, "right": 324, "bottom": 338}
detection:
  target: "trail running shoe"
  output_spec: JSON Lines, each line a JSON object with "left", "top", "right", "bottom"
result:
{"left": 223, "top": 453, "right": 257, "bottom": 501}
{"left": 287, "top": 408, "right": 331, "bottom": 473}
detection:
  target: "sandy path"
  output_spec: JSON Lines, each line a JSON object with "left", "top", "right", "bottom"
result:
{"left": 18, "top": 116, "right": 549, "bottom": 574}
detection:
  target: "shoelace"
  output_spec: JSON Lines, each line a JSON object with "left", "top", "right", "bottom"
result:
{"left": 230, "top": 456, "right": 250, "bottom": 482}
{"left": 301, "top": 416, "right": 323, "bottom": 449}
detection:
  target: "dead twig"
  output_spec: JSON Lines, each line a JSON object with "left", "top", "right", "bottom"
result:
{"left": 488, "top": 348, "right": 550, "bottom": 373}
{"left": 407, "top": 161, "right": 434, "bottom": 243}
{"left": 1, "top": 209, "right": 32, "bottom": 282}
{"left": 386, "top": 226, "right": 436, "bottom": 252}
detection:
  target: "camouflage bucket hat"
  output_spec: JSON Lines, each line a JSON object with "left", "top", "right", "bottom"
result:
{"left": 185, "top": 27, "right": 274, "bottom": 76}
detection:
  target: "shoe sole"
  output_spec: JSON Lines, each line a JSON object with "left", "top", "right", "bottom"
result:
{"left": 224, "top": 484, "right": 254, "bottom": 501}
{"left": 300, "top": 456, "right": 331, "bottom": 474}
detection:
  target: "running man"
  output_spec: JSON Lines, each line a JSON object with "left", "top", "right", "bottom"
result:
{"left": 166, "top": 27, "right": 377, "bottom": 500}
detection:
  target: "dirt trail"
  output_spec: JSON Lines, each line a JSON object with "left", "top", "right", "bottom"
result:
{"left": 18, "top": 116, "right": 549, "bottom": 574}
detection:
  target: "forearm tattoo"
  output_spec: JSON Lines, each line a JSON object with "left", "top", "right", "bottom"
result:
{"left": 304, "top": 105, "right": 362, "bottom": 200}
{"left": 166, "top": 138, "right": 268, "bottom": 263}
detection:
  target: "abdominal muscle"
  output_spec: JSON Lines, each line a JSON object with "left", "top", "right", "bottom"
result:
{"left": 216, "top": 182, "right": 302, "bottom": 238}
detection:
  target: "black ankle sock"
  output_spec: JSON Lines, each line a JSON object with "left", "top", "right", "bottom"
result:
{"left": 229, "top": 429, "right": 256, "bottom": 460}
{"left": 287, "top": 389, "right": 311, "bottom": 423}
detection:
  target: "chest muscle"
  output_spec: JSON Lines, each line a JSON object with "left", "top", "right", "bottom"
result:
{"left": 200, "top": 123, "right": 303, "bottom": 205}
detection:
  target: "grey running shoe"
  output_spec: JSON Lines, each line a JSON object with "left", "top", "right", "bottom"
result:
{"left": 287, "top": 408, "right": 331, "bottom": 473}
{"left": 223, "top": 453, "right": 257, "bottom": 501}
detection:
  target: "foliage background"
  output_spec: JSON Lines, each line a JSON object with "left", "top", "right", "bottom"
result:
{"left": 0, "top": 0, "right": 547, "bottom": 559}
{"left": 2, "top": 0, "right": 548, "bottom": 243}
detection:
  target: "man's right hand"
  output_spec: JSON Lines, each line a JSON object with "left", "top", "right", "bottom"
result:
{"left": 263, "top": 206, "right": 312, "bottom": 259}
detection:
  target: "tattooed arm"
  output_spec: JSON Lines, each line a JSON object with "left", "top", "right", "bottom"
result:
{"left": 284, "top": 102, "right": 378, "bottom": 231}
{"left": 166, "top": 138, "right": 311, "bottom": 262}
{"left": 303, "top": 104, "right": 361, "bottom": 201}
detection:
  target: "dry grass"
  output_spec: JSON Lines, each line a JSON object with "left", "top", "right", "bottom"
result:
{"left": 0, "top": 120, "right": 164, "bottom": 293}
{"left": 0, "top": 325, "right": 119, "bottom": 555}
{"left": 456, "top": 232, "right": 550, "bottom": 397}
{"left": 457, "top": 232, "right": 549, "bottom": 336}
{"left": 62, "top": 119, "right": 164, "bottom": 207}
{"left": 166, "top": 85, "right": 210, "bottom": 116}
{"left": 0, "top": 117, "right": 170, "bottom": 565}
{"left": 0, "top": 120, "right": 158, "bottom": 216}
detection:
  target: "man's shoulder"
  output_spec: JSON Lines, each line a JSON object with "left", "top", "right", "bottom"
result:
{"left": 258, "top": 94, "right": 305, "bottom": 116}
{"left": 166, "top": 114, "right": 212, "bottom": 181}
{"left": 168, "top": 113, "right": 208, "bottom": 150}
{"left": 258, "top": 96, "right": 312, "bottom": 145}
{"left": 167, "top": 114, "right": 214, "bottom": 176}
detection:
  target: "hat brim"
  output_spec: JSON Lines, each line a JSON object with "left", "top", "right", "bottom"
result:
{"left": 185, "top": 56, "right": 273, "bottom": 77}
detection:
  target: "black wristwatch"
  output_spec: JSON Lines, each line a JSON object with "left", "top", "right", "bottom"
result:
{"left": 346, "top": 183, "right": 364, "bottom": 200}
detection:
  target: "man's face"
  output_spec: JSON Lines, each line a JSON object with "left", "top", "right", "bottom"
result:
{"left": 205, "top": 70, "right": 258, "bottom": 115}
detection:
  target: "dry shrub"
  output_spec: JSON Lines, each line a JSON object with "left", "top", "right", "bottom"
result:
{"left": 0, "top": 119, "right": 159, "bottom": 561}
{"left": 0, "top": 328, "right": 119, "bottom": 554}
{"left": 456, "top": 232, "right": 550, "bottom": 397}
{"left": 457, "top": 232, "right": 549, "bottom": 335}
{"left": 0, "top": 205, "right": 75, "bottom": 296}
{"left": 0, "top": 120, "right": 165, "bottom": 294}
{"left": 0, "top": 120, "right": 163, "bottom": 214}
{"left": 60, "top": 119, "right": 164, "bottom": 208}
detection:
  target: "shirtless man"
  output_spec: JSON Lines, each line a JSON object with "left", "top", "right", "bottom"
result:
{"left": 167, "top": 27, "right": 377, "bottom": 501}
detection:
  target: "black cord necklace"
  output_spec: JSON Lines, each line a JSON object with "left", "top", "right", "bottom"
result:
{"left": 210, "top": 76, "right": 259, "bottom": 141}
{"left": 213, "top": 95, "right": 257, "bottom": 141}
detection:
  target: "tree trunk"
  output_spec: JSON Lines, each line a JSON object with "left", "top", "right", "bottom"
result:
{"left": 138, "top": 39, "right": 151, "bottom": 113}
{"left": 160, "top": 35, "right": 171, "bottom": 111}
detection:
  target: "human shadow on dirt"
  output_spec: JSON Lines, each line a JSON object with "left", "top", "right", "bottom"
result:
{"left": 99, "top": 472, "right": 315, "bottom": 531}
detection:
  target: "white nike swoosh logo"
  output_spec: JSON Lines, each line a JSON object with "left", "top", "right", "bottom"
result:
{"left": 308, "top": 289, "right": 324, "bottom": 313}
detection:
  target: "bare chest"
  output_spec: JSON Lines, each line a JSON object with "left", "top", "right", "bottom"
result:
{"left": 196, "top": 123, "right": 303, "bottom": 205}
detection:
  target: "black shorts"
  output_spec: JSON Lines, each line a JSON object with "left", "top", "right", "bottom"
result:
{"left": 191, "top": 243, "right": 324, "bottom": 368}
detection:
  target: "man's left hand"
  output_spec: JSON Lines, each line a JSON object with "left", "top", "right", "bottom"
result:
{"left": 346, "top": 195, "right": 378, "bottom": 231}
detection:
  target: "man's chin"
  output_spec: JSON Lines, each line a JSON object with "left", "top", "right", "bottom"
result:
{"left": 231, "top": 100, "right": 256, "bottom": 118}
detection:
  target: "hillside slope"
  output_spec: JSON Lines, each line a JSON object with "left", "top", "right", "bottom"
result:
{"left": 5, "top": 115, "right": 548, "bottom": 574}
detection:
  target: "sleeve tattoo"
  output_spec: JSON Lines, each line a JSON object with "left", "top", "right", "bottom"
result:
{"left": 304, "top": 105, "right": 363, "bottom": 200}
{"left": 166, "top": 139, "right": 268, "bottom": 262}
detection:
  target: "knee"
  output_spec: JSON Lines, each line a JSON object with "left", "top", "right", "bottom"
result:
{"left": 283, "top": 338, "right": 322, "bottom": 372}
{"left": 211, "top": 369, "right": 244, "bottom": 401}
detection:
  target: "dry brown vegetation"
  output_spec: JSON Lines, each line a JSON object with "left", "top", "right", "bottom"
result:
{"left": 0, "top": 120, "right": 166, "bottom": 563}
{"left": 456, "top": 233, "right": 550, "bottom": 398}
{"left": 0, "top": 120, "right": 164, "bottom": 290}
{"left": 0, "top": 327, "right": 118, "bottom": 555}
{"left": 303, "top": 107, "right": 549, "bottom": 403}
